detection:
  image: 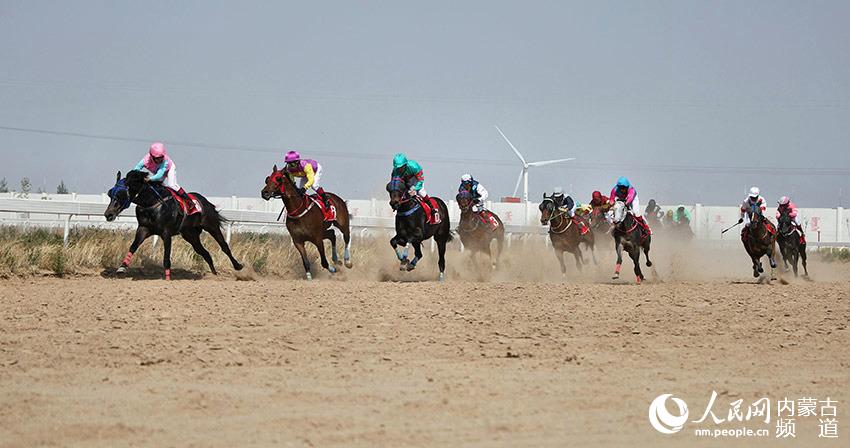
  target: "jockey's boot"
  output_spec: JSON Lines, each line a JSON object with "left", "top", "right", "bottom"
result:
{"left": 423, "top": 195, "right": 438, "bottom": 223}
{"left": 177, "top": 188, "right": 196, "bottom": 214}
{"left": 316, "top": 187, "right": 332, "bottom": 210}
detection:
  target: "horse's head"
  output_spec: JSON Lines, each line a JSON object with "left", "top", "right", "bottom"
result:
{"left": 261, "top": 165, "right": 284, "bottom": 200}
{"left": 777, "top": 208, "right": 794, "bottom": 234}
{"left": 456, "top": 190, "right": 473, "bottom": 211}
{"left": 386, "top": 177, "right": 407, "bottom": 211}
{"left": 748, "top": 204, "right": 764, "bottom": 230}
{"left": 539, "top": 194, "right": 556, "bottom": 224}
{"left": 611, "top": 200, "right": 628, "bottom": 224}
{"left": 261, "top": 164, "right": 300, "bottom": 201}
{"left": 104, "top": 171, "right": 130, "bottom": 221}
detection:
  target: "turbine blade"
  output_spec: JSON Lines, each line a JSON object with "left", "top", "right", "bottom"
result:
{"left": 494, "top": 125, "right": 526, "bottom": 165}
{"left": 528, "top": 157, "right": 576, "bottom": 167}
{"left": 513, "top": 169, "right": 524, "bottom": 197}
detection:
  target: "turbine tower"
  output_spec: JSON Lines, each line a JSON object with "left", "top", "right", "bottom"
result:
{"left": 494, "top": 125, "right": 575, "bottom": 203}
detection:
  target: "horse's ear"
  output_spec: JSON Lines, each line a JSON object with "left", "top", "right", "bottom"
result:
{"left": 116, "top": 171, "right": 121, "bottom": 182}
{"left": 273, "top": 164, "right": 278, "bottom": 173}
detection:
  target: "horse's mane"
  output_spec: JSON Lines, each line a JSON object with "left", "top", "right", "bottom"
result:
{"left": 125, "top": 170, "right": 149, "bottom": 185}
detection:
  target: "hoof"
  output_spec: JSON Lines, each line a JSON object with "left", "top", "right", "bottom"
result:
{"left": 753, "top": 271, "right": 760, "bottom": 278}
{"left": 406, "top": 264, "right": 416, "bottom": 272}
{"left": 328, "top": 265, "right": 337, "bottom": 274}
{"left": 344, "top": 260, "right": 353, "bottom": 269}
{"left": 305, "top": 272, "right": 313, "bottom": 281}
{"left": 439, "top": 272, "right": 445, "bottom": 283}
{"left": 646, "top": 260, "right": 652, "bottom": 267}
{"left": 234, "top": 263, "right": 244, "bottom": 271}
{"left": 612, "top": 274, "right": 620, "bottom": 280}
{"left": 116, "top": 266, "right": 127, "bottom": 274}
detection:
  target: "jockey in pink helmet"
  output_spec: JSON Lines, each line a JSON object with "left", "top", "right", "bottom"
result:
{"left": 776, "top": 196, "right": 805, "bottom": 240}
{"left": 133, "top": 142, "right": 195, "bottom": 212}
{"left": 284, "top": 150, "right": 331, "bottom": 208}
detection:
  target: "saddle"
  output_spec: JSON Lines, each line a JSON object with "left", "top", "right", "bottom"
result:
{"left": 573, "top": 216, "right": 590, "bottom": 235}
{"left": 166, "top": 188, "right": 202, "bottom": 215}
{"left": 741, "top": 220, "right": 776, "bottom": 243}
{"left": 417, "top": 197, "right": 441, "bottom": 225}
{"left": 476, "top": 210, "right": 500, "bottom": 231}
{"left": 309, "top": 194, "right": 337, "bottom": 222}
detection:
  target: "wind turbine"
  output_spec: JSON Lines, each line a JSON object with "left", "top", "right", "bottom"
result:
{"left": 494, "top": 125, "right": 575, "bottom": 203}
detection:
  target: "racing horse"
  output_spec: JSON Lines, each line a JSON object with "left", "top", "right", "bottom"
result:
{"left": 455, "top": 190, "right": 504, "bottom": 270}
{"left": 539, "top": 194, "right": 597, "bottom": 279}
{"left": 588, "top": 204, "right": 614, "bottom": 243}
{"left": 741, "top": 205, "right": 778, "bottom": 279}
{"left": 386, "top": 177, "right": 452, "bottom": 281}
{"left": 104, "top": 170, "right": 243, "bottom": 279}
{"left": 261, "top": 165, "right": 352, "bottom": 280}
{"left": 776, "top": 208, "right": 807, "bottom": 277}
{"left": 610, "top": 200, "right": 652, "bottom": 284}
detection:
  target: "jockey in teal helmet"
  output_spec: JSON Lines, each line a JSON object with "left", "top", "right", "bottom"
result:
{"left": 391, "top": 153, "right": 428, "bottom": 200}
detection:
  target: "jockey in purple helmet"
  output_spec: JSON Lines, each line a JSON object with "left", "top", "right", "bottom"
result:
{"left": 133, "top": 142, "right": 195, "bottom": 213}
{"left": 284, "top": 150, "right": 331, "bottom": 208}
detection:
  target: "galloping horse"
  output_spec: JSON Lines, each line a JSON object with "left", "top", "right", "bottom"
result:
{"left": 588, "top": 205, "right": 614, "bottom": 242}
{"left": 261, "top": 165, "right": 352, "bottom": 280}
{"left": 455, "top": 190, "right": 504, "bottom": 270}
{"left": 104, "top": 170, "right": 243, "bottom": 279}
{"left": 610, "top": 200, "right": 652, "bottom": 284}
{"left": 741, "top": 205, "right": 778, "bottom": 279}
{"left": 386, "top": 177, "right": 452, "bottom": 281}
{"left": 539, "top": 194, "right": 597, "bottom": 279}
{"left": 776, "top": 208, "right": 807, "bottom": 277}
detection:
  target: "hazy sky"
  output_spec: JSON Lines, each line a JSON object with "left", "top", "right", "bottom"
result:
{"left": 1, "top": 0, "right": 848, "bottom": 206}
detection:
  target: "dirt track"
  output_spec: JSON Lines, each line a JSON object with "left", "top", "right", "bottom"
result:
{"left": 1, "top": 270, "right": 848, "bottom": 447}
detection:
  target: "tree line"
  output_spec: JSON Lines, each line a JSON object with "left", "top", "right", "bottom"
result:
{"left": 0, "top": 177, "right": 70, "bottom": 197}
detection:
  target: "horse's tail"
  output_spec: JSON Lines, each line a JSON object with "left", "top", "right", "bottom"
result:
{"left": 195, "top": 194, "right": 227, "bottom": 229}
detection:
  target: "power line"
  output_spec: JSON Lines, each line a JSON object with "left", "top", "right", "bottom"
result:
{"left": 1, "top": 124, "right": 849, "bottom": 176}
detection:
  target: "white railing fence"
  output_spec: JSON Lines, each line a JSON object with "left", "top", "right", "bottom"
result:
{"left": 1, "top": 193, "right": 848, "bottom": 247}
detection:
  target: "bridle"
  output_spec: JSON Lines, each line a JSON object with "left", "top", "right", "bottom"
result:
{"left": 267, "top": 170, "right": 313, "bottom": 220}
{"left": 540, "top": 198, "right": 572, "bottom": 234}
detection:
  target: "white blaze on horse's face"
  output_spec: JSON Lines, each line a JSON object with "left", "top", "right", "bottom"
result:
{"left": 612, "top": 201, "right": 627, "bottom": 223}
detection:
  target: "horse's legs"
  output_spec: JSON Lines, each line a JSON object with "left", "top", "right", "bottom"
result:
{"left": 204, "top": 223, "right": 243, "bottom": 271}
{"left": 436, "top": 237, "right": 448, "bottom": 282}
{"left": 313, "top": 237, "right": 336, "bottom": 274}
{"left": 751, "top": 256, "right": 761, "bottom": 278}
{"left": 631, "top": 248, "right": 644, "bottom": 284}
{"left": 491, "top": 236, "right": 503, "bottom": 270}
{"left": 293, "top": 240, "right": 312, "bottom": 280}
{"left": 162, "top": 233, "right": 173, "bottom": 280}
{"left": 612, "top": 236, "right": 623, "bottom": 279}
{"left": 182, "top": 228, "right": 217, "bottom": 275}
{"left": 643, "top": 241, "right": 652, "bottom": 267}
{"left": 406, "top": 241, "right": 424, "bottom": 271}
{"left": 800, "top": 246, "right": 808, "bottom": 276}
{"left": 117, "top": 226, "right": 151, "bottom": 273}
{"left": 340, "top": 224, "right": 353, "bottom": 268}
{"left": 573, "top": 250, "right": 583, "bottom": 272}
{"left": 391, "top": 235, "right": 409, "bottom": 269}
{"left": 556, "top": 250, "right": 568, "bottom": 280}
{"left": 324, "top": 228, "right": 340, "bottom": 265}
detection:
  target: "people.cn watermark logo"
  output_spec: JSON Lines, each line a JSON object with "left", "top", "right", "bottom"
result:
{"left": 649, "top": 394, "right": 690, "bottom": 434}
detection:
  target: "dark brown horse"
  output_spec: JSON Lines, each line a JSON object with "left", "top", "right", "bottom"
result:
{"left": 261, "top": 165, "right": 352, "bottom": 280}
{"left": 776, "top": 208, "right": 808, "bottom": 277}
{"left": 539, "top": 195, "right": 597, "bottom": 280}
{"left": 588, "top": 204, "right": 614, "bottom": 244}
{"left": 455, "top": 190, "right": 504, "bottom": 270}
{"left": 610, "top": 200, "right": 652, "bottom": 284}
{"left": 741, "top": 206, "right": 778, "bottom": 280}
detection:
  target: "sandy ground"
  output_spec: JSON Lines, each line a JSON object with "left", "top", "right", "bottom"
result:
{"left": 1, "top": 240, "right": 849, "bottom": 447}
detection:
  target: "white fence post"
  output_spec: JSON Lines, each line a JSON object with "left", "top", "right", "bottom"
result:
{"left": 226, "top": 221, "right": 234, "bottom": 244}
{"left": 62, "top": 215, "right": 72, "bottom": 247}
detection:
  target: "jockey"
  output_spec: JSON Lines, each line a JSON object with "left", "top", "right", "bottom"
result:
{"left": 458, "top": 174, "right": 488, "bottom": 213}
{"left": 673, "top": 205, "right": 692, "bottom": 225}
{"left": 391, "top": 153, "right": 428, "bottom": 200}
{"left": 738, "top": 186, "right": 767, "bottom": 228}
{"left": 551, "top": 186, "right": 578, "bottom": 217}
{"left": 589, "top": 190, "right": 611, "bottom": 215}
{"left": 645, "top": 199, "right": 663, "bottom": 222}
{"left": 776, "top": 196, "right": 805, "bottom": 240}
{"left": 133, "top": 142, "right": 195, "bottom": 213}
{"left": 284, "top": 150, "right": 331, "bottom": 209}
{"left": 608, "top": 177, "right": 651, "bottom": 233}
